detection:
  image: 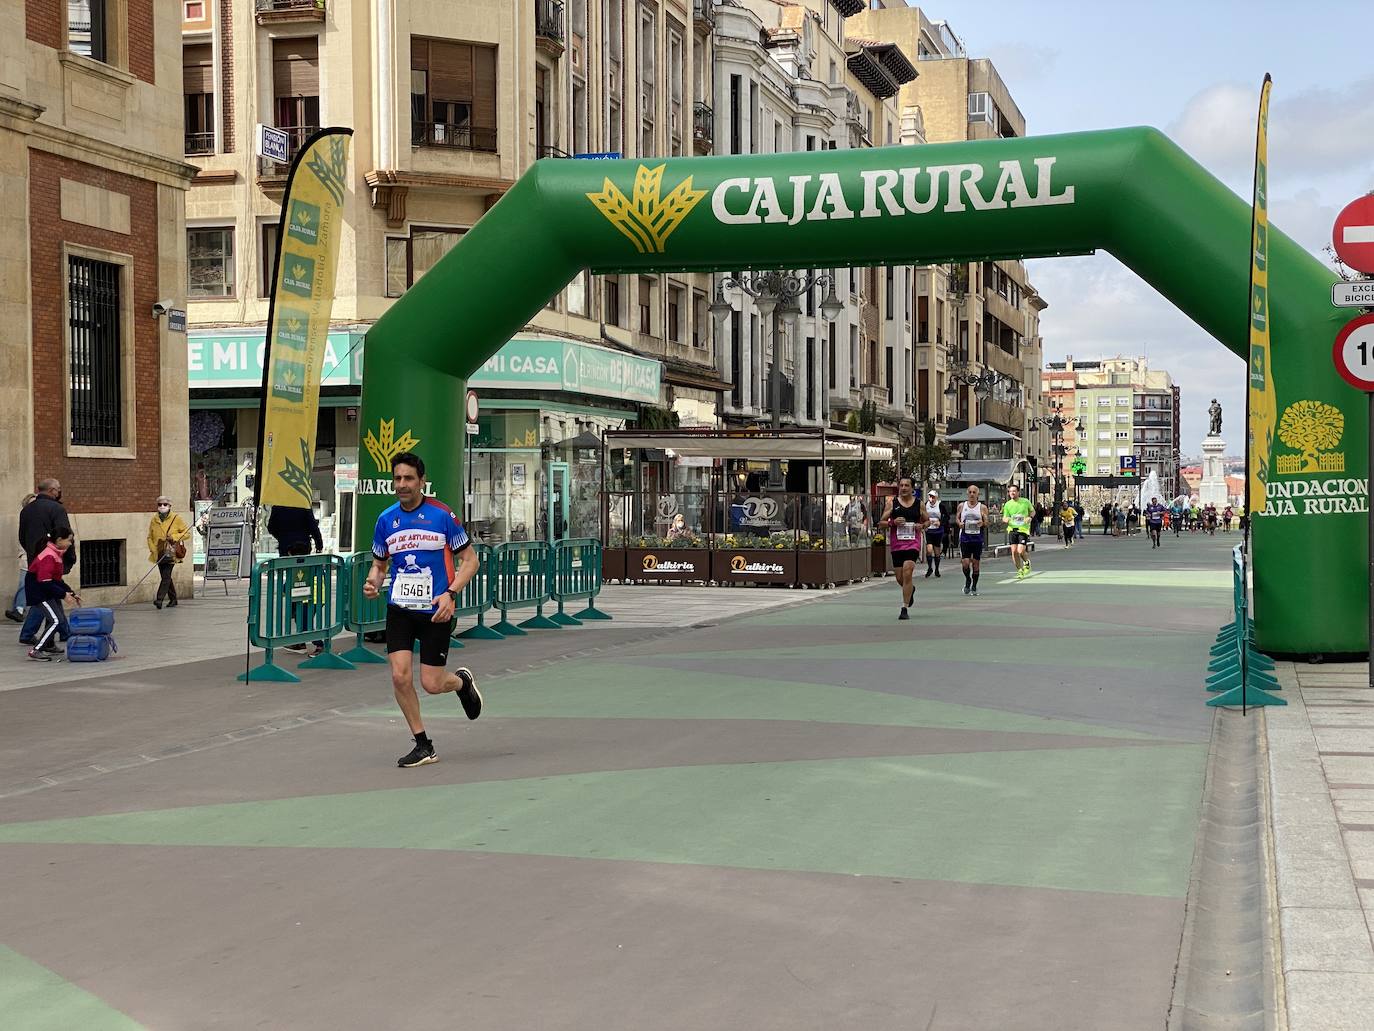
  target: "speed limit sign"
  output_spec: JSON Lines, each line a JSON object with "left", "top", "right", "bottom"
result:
{"left": 1333, "top": 313, "right": 1374, "bottom": 391}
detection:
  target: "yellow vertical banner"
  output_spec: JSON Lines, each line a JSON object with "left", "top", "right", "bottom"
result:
{"left": 1246, "top": 76, "right": 1276, "bottom": 514}
{"left": 257, "top": 128, "right": 353, "bottom": 508}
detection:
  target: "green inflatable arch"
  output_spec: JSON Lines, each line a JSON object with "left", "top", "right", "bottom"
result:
{"left": 356, "top": 127, "right": 1367, "bottom": 657}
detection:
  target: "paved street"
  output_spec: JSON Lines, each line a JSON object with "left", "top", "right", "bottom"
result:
{"left": 0, "top": 531, "right": 1345, "bottom": 1029}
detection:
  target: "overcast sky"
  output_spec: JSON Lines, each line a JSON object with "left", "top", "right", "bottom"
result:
{"left": 911, "top": 0, "right": 1374, "bottom": 450}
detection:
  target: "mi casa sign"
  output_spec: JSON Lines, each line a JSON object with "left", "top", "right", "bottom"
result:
{"left": 710, "top": 157, "right": 1076, "bottom": 226}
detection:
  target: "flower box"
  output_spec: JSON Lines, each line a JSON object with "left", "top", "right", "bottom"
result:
{"left": 626, "top": 547, "right": 710, "bottom": 583}
{"left": 711, "top": 548, "right": 797, "bottom": 585}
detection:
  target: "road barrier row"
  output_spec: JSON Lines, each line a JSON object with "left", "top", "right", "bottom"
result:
{"left": 239, "top": 540, "right": 610, "bottom": 680}
{"left": 1205, "top": 544, "right": 1284, "bottom": 709}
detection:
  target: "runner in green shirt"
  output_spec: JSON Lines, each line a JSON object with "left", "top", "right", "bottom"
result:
{"left": 1002, "top": 484, "right": 1034, "bottom": 580}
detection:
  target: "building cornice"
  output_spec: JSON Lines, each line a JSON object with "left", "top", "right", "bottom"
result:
{"left": 24, "top": 121, "right": 198, "bottom": 189}
{"left": 0, "top": 94, "right": 46, "bottom": 131}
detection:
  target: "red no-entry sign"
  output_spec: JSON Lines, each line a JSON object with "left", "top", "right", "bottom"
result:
{"left": 1333, "top": 195, "right": 1374, "bottom": 274}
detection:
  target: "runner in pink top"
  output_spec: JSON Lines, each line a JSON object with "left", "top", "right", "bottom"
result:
{"left": 877, "top": 477, "right": 928, "bottom": 621}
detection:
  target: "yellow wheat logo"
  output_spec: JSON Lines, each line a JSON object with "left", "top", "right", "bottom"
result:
{"left": 586, "top": 163, "right": 706, "bottom": 253}
{"left": 296, "top": 209, "right": 312, "bottom": 226}
{"left": 291, "top": 263, "right": 308, "bottom": 280}
{"left": 364, "top": 418, "right": 421, "bottom": 474}
{"left": 1275, "top": 400, "right": 1345, "bottom": 475}
{"left": 286, "top": 317, "right": 303, "bottom": 333}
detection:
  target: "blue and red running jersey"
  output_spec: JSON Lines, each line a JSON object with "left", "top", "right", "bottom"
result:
{"left": 371, "top": 499, "right": 470, "bottom": 613}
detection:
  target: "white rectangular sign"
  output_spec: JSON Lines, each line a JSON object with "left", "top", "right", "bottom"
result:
{"left": 1333, "top": 280, "right": 1374, "bottom": 308}
{"left": 205, "top": 506, "right": 254, "bottom": 580}
{"left": 255, "top": 123, "right": 290, "bottom": 163}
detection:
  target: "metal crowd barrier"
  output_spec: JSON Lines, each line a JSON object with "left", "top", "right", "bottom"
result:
{"left": 551, "top": 538, "right": 612, "bottom": 624}
{"left": 489, "top": 542, "right": 561, "bottom": 634}
{"left": 237, "top": 554, "right": 354, "bottom": 682}
{"left": 1206, "top": 544, "right": 1283, "bottom": 708}
{"left": 340, "top": 550, "right": 389, "bottom": 666}
{"left": 448, "top": 543, "right": 497, "bottom": 647}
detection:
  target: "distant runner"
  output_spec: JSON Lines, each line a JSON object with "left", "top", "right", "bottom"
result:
{"left": 957, "top": 485, "right": 988, "bottom": 596}
{"left": 879, "top": 476, "right": 926, "bottom": 620}
{"left": 1002, "top": 484, "right": 1034, "bottom": 580}
{"left": 1060, "top": 500, "right": 1077, "bottom": 548}
{"left": 363, "top": 451, "right": 484, "bottom": 768}
{"left": 923, "top": 490, "right": 944, "bottom": 579}
{"left": 1145, "top": 496, "right": 1166, "bottom": 549}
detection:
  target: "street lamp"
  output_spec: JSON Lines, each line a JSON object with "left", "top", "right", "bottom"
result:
{"left": 710, "top": 269, "right": 842, "bottom": 432}
{"left": 1028, "top": 400, "right": 1071, "bottom": 524}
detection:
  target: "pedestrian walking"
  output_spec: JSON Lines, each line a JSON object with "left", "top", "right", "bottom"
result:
{"left": 1115, "top": 505, "right": 1127, "bottom": 537}
{"left": 6, "top": 492, "right": 37, "bottom": 624}
{"left": 362, "top": 451, "right": 483, "bottom": 768}
{"left": 1101, "top": 503, "right": 1113, "bottom": 535}
{"left": 1073, "top": 501, "right": 1084, "bottom": 540}
{"left": 18, "top": 479, "right": 76, "bottom": 646}
{"left": 147, "top": 496, "right": 190, "bottom": 609}
{"left": 25, "top": 525, "right": 79, "bottom": 661}
{"left": 878, "top": 477, "right": 926, "bottom": 620}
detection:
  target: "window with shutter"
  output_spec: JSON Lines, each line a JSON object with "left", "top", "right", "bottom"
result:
{"left": 272, "top": 38, "right": 320, "bottom": 160}
{"left": 410, "top": 37, "right": 498, "bottom": 152}
{"left": 183, "top": 43, "right": 215, "bottom": 155}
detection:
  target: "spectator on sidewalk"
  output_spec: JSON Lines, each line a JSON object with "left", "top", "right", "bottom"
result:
{"left": 18, "top": 479, "right": 77, "bottom": 645}
{"left": 267, "top": 504, "right": 325, "bottom": 655}
{"left": 147, "top": 495, "right": 190, "bottom": 610}
{"left": 1074, "top": 501, "right": 1085, "bottom": 540}
{"left": 25, "top": 525, "right": 80, "bottom": 661}
{"left": 5, "top": 492, "right": 36, "bottom": 624}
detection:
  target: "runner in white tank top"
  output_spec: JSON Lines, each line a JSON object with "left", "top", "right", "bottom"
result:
{"left": 957, "top": 485, "right": 988, "bottom": 596}
{"left": 923, "top": 492, "right": 944, "bottom": 579}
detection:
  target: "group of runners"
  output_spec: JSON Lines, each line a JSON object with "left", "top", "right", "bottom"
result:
{"left": 878, "top": 481, "right": 1039, "bottom": 620}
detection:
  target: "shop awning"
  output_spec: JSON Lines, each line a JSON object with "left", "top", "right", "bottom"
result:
{"left": 944, "top": 459, "right": 1018, "bottom": 485}
{"left": 607, "top": 432, "right": 894, "bottom": 462}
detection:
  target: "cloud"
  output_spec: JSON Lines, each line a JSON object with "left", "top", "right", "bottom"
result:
{"left": 1170, "top": 77, "right": 1374, "bottom": 189}
{"left": 1028, "top": 254, "right": 1246, "bottom": 452}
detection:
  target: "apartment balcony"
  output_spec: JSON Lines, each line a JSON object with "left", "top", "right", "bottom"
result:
{"left": 859, "top": 383, "right": 888, "bottom": 407}
{"left": 535, "top": 0, "right": 566, "bottom": 56}
{"left": 692, "top": 0, "right": 715, "bottom": 34}
{"left": 980, "top": 397, "right": 1024, "bottom": 433}
{"left": 692, "top": 102, "right": 714, "bottom": 155}
{"left": 254, "top": 0, "right": 325, "bottom": 25}
{"left": 412, "top": 122, "right": 498, "bottom": 154}
{"left": 185, "top": 130, "right": 215, "bottom": 157}
{"left": 985, "top": 344, "right": 1021, "bottom": 381}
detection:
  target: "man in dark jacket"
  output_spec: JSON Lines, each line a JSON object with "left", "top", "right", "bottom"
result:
{"left": 18, "top": 479, "right": 77, "bottom": 644}
{"left": 267, "top": 504, "right": 325, "bottom": 654}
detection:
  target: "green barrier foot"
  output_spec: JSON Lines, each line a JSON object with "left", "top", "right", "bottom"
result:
{"left": 575, "top": 603, "right": 613, "bottom": 621}
{"left": 492, "top": 619, "right": 527, "bottom": 636}
{"left": 1245, "top": 651, "right": 1276, "bottom": 670}
{"left": 458, "top": 623, "right": 506, "bottom": 640}
{"left": 519, "top": 613, "right": 562, "bottom": 630}
{"left": 300, "top": 651, "right": 356, "bottom": 671}
{"left": 448, "top": 636, "right": 465, "bottom": 648}
{"left": 341, "top": 644, "right": 387, "bottom": 664}
{"left": 1207, "top": 683, "right": 1287, "bottom": 708}
{"left": 237, "top": 661, "right": 301, "bottom": 683}
{"left": 551, "top": 612, "right": 583, "bottom": 626}
{"left": 1207, "top": 671, "right": 1241, "bottom": 692}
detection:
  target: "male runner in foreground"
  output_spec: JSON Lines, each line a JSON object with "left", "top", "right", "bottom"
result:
{"left": 957, "top": 485, "right": 988, "bottom": 596}
{"left": 1002, "top": 483, "right": 1034, "bottom": 579}
{"left": 364, "top": 451, "right": 483, "bottom": 767}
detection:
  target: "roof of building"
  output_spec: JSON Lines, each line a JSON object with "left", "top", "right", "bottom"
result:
{"left": 946, "top": 423, "right": 1016, "bottom": 444}
{"left": 844, "top": 39, "right": 918, "bottom": 99}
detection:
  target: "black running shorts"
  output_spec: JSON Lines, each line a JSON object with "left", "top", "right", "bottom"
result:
{"left": 386, "top": 605, "right": 454, "bottom": 667}
{"left": 1008, "top": 530, "right": 1029, "bottom": 546}
{"left": 924, "top": 528, "right": 943, "bottom": 545}
{"left": 891, "top": 548, "right": 921, "bottom": 567}
{"left": 959, "top": 535, "right": 984, "bottom": 561}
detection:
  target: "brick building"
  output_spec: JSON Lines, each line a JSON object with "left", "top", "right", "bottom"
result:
{"left": 2, "top": 1, "right": 196, "bottom": 603}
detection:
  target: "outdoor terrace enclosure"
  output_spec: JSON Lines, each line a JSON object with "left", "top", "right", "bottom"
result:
{"left": 356, "top": 127, "right": 1368, "bottom": 656}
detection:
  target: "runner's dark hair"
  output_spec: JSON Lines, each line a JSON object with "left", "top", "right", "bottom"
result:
{"left": 391, "top": 451, "right": 425, "bottom": 477}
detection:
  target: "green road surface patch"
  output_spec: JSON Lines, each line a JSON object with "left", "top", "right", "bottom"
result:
{"left": 359, "top": 662, "right": 1161, "bottom": 739}
{"left": 990, "top": 570, "right": 1231, "bottom": 588}
{"left": 0, "top": 946, "right": 145, "bottom": 1031}
{"left": 646, "top": 634, "right": 1211, "bottom": 671}
{"left": 0, "top": 746, "right": 1205, "bottom": 897}
{"left": 740, "top": 604, "right": 1150, "bottom": 633}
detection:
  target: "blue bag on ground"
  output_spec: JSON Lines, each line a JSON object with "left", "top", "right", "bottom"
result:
{"left": 68, "top": 607, "right": 115, "bottom": 636}
{"left": 67, "top": 634, "right": 117, "bottom": 662}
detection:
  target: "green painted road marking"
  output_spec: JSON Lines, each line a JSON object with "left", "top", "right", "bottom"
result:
{"left": 0, "top": 946, "right": 145, "bottom": 1031}
{"left": 741, "top": 603, "right": 1140, "bottom": 633}
{"left": 359, "top": 662, "right": 1159, "bottom": 739}
{"left": 0, "top": 746, "right": 1205, "bottom": 897}
{"left": 994, "top": 570, "right": 1231, "bottom": 588}
{"left": 648, "top": 633, "right": 1212, "bottom": 671}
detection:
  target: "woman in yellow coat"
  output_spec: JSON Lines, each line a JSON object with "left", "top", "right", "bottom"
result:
{"left": 147, "top": 495, "right": 190, "bottom": 609}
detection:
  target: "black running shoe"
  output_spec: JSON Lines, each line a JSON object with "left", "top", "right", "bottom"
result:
{"left": 971, "top": 587, "right": 979, "bottom": 596}
{"left": 924, "top": 568, "right": 932, "bottom": 578}
{"left": 455, "top": 667, "right": 482, "bottom": 720}
{"left": 963, "top": 584, "right": 971, "bottom": 595}
{"left": 398, "top": 742, "right": 437, "bottom": 768}
{"left": 934, "top": 570, "right": 941, "bottom": 578}
{"left": 898, "top": 607, "right": 910, "bottom": 621}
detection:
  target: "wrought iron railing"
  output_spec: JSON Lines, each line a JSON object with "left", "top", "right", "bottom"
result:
{"left": 255, "top": 0, "right": 325, "bottom": 13}
{"left": 185, "top": 130, "right": 215, "bottom": 156}
{"left": 535, "top": 0, "right": 565, "bottom": 42}
{"left": 411, "top": 122, "right": 498, "bottom": 153}
{"left": 693, "top": 101, "right": 714, "bottom": 146}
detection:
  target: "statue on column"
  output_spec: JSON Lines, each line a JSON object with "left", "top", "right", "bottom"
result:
{"left": 1208, "top": 399, "right": 1222, "bottom": 436}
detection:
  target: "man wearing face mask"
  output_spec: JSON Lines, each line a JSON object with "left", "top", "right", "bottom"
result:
{"left": 147, "top": 496, "right": 190, "bottom": 609}
{"left": 17, "top": 479, "right": 77, "bottom": 645}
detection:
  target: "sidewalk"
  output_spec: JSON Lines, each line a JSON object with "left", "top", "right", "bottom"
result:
{"left": 1265, "top": 659, "right": 1374, "bottom": 1030}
